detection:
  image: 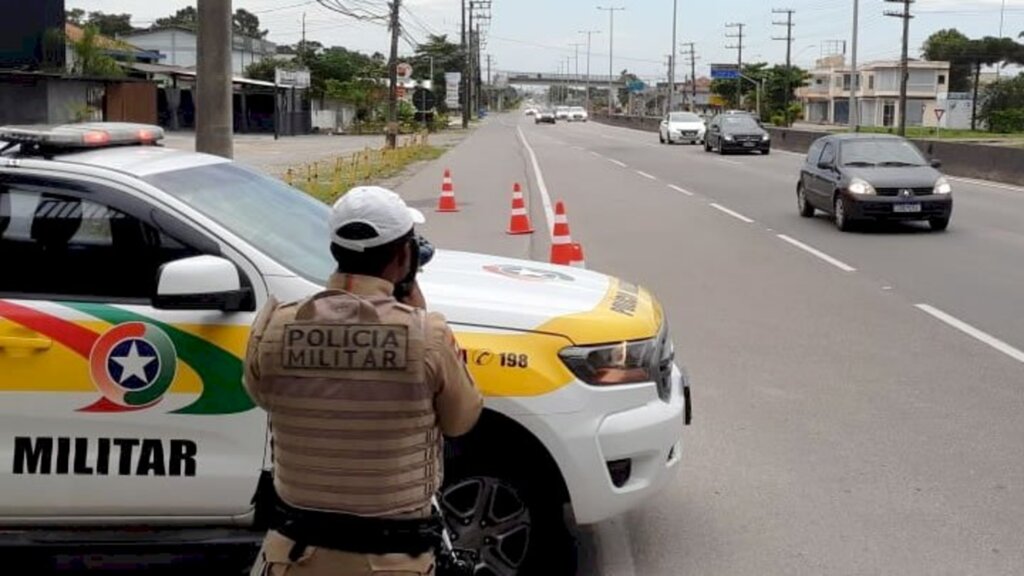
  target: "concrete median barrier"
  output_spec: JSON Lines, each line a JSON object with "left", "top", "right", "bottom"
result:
{"left": 592, "top": 114, "right": 1024, "bottom": 187}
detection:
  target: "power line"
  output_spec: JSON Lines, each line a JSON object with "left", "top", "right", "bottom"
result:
{"left": 679, "top": 42, "right": 699, "bottom": 111}
{"left": 884, "top": 0, "right": 913, "bottom": 136}
{"left": 726, "top": 22, "right": 745, "bottom": 105}
{"left": 773, "top": 8, "right": 796, "bottom": 119}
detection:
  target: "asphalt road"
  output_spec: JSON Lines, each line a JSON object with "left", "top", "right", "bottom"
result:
{"left": 394, "top": 113, "right": 1024, "bottom": 576}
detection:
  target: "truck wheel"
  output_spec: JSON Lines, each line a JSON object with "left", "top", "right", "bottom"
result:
{"left": 441, "top": 454, "right": 576, "bottom": 576}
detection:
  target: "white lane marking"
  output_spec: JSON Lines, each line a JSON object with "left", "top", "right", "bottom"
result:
{"left": 915, "top": 304, "right": 1024, "bottom": 365}
{"left": 710, "top": 203, "right": 755, "bottom": 223}
{"left": 594, "top": 518, "right": 638, "bottom": 576}
{"left": 776, "top": 234, "right": 857, "bottom": 272}
{"left": 572, "top": 145, "right": 585, "bottom": 151}
{"left": 716, "top": 158, "right": 743, "bottom": 166}
{"left": 516, "top": 126, "right": 555, "bottom": 236}
{"left": 636, "top": 170, "right": 657, "bottom": 180}
{"left": 668, "top": 184, "right": 695, "bottom": 196}
{"left": 609, "top": 158, "right": 628, "bottom": 167}
{"left": 590, "top": 151, "right": 603, "bottom": 158}
{"left": 949, "top": 176, "right": 1024, "bottom": 193}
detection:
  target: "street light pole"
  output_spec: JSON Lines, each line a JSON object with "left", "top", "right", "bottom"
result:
{"left": 849, "top": 0, "right": 859, "bottom": 131}
{"left": 580, "top": 30, "right": 600, "bottom": 114}
{"left": 598, "top": 6, "right": 625, "bottom": 113}
{"left": 668, "top": 0, "right": 678, "bottom": 113}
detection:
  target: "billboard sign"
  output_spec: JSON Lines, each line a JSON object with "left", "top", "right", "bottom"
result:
{"left": 445, "top": 72, "right": 462, "bottom": 109}
{"left": 710, "top": 64, "right": 740, "bottom": 80}
{"left": 275, "top": 68, "right": 311, "bottom": 88}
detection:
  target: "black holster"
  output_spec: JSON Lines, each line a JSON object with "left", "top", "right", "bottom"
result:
{"left": 271, "top": 500, "right": 442, "bottom": 559}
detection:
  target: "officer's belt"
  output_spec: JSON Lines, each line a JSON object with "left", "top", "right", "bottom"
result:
{"left": 272, "top": 500, "right": 441, "bottom": 558}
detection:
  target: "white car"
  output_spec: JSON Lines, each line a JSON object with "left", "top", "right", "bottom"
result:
{"left": 568, "top": 107, "right": 588, "bottom": 122}
{"left": 660, "top": 111, "right": 707, "bottom": 145}
{"left": 555, "top": 106, "right": 571, "bottom": 121}
{"left": 0, "top": 123, "right": 691, "bottom": 575}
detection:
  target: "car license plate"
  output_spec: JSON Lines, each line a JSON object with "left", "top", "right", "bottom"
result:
{"left": 743, "top": 142, "right": 755, "bottom": 147}
{"left": 894, "top": 203, "right": 921, "bottom": 213}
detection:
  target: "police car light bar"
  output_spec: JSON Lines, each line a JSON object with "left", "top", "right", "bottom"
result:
{"left": 0, "top": 122, "right": 165, "bottom": 149}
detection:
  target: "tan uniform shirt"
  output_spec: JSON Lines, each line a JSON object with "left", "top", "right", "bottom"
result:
{"left": 244, "top": 273, "right": 483, "bottom": 520}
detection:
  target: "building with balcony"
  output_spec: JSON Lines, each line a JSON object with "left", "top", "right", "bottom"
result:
{"left": 797, "top": 55, "right": 952, "bottom": 128}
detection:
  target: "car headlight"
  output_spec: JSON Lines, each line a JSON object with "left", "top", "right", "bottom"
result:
{"left": 762, "top": 134, "right": 771, "bottom": 141}
{"left": 560, "top": 338, "right": 666, "bottom": 385}
{"left": 724, "top": 135, "right": 734, "bottom": 141}
{"left": 848, "top": 177, "right": 876, "bottom": 195}
{"left": 934, "top": 176, "right": 952, "bottom": 195}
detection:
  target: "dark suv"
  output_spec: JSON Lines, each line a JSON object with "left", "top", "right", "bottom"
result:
{"left": 704, "top": 114, "right": 771, "bottom": 155}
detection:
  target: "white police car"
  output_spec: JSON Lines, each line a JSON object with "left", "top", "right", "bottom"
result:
{"left": 0, "top": 123, "right": 690, "bottom": 574}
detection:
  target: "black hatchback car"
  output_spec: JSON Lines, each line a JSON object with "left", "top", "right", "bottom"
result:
{"left": 796, "top": 134, "right": 953, "bottom": 231}
{"left": 704, "top": 114, "right": 771, "bottom": 155}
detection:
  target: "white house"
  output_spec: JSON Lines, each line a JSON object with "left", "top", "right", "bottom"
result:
{"left": 120, "top": 26, "right": 276, "bottom": 76}
{"left": 798, "top": 55, "right": 953, "bottom": 128}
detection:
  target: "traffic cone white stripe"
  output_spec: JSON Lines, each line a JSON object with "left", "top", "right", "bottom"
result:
{"left": 512, "top": 208, "right": 527, "bottom": 216}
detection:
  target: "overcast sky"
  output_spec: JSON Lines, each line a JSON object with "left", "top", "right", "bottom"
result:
{"left": 68, "top": 0, "right": 1024, "bottom": 82}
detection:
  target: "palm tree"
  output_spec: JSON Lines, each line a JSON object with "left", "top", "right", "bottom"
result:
{"left": 69, "top": 25, "right": 124, "bottom": 78}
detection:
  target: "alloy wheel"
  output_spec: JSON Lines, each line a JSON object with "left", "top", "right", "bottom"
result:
{"left": 440, "top": 476, "right": 532, "bottom": 576}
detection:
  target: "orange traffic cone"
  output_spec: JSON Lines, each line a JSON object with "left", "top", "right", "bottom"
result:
{"left": 506, "top": 183, "right": 534, "bottom": 235}
{"left": 570, "top": 242, "right": 586, "bottom": 268}
{"left": 436, "top": 169, "right": 459, "bottom": 212}
{"left": 550, "top": 201, "right": 576, "bottom": 265}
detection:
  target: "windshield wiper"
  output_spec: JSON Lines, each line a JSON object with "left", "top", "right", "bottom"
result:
{"left": 878, "top": 161, "right": 921, "bottom": 167}
{"left": 843, "top": 161, "right": 876, "bottom": 167}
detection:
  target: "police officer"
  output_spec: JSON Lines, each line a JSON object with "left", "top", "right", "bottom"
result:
{"left": 244, "top": 185, "right": 484, "bottom": 576}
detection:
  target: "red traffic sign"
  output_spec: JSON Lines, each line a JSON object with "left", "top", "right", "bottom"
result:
{"left": 934, "top": 108, "right": 946, "bottom": 121}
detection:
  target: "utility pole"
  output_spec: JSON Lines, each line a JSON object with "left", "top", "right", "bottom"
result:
{"left": 664, "top": 54, "right": 674, "bottom": 115}
{"left": 196, "top": 0, "right": 233, "bottom": 158}
{"left": 726, "top": 22, "right": 745, "bottom": 108}
{"left": 680, "top": 42, "right": 698, "bottom": 111}
{"left": 385, "top": 0, "right": 401, "bottom": 149}
{"left": 580, "top": 29, "right": 601, "bottom": 114}
{"left": 885, "top": 0, "right": 913, "bottom": 136}
{"left": 569, "top": 42, "right": 583, "bottom": 104}
{"left": 668, "top": 0, "right": 678, "bottom": 113}
{"left": 773, "top": 9, "right": 795, "bottom": 124}
{"left": 849, "top": 0, "right": 860, "bottom": 130}
{"left": 461, "top": 0, "right": 468, "bottom": 128}
{"left": 998, "top": 0, "right": 1007, "bottom": 78}
{"left": 598, "top": 6, "right": 625, "bottom": 113}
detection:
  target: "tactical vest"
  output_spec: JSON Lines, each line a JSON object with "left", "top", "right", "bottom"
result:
{"left": 251, "top": 289, "right": 439, "bottom": 520}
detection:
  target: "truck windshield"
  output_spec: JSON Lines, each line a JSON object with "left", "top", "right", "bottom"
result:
{"left": 144, "top": 162, "right": 335, "bottom": 284}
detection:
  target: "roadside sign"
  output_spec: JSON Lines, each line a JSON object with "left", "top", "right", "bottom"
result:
{"left": 711, "top": 64, "right": 740, "bottom": 80}
{"left": 445, "top": 72, "right": 462, "bottom": 109}
{"left": 413, "top": 88, "right": 436, "bottom": 112}
{"left": 934, "top": 108, "right": 946, "bottom": 122}
{"left": 398, "top": 62, "right": 413, "bottom": 79}
{"left": 627, "top": 80, "right": 646, "bottom": 93}
{"left": 275, "top": 68, "right": 311, "bottom": 88}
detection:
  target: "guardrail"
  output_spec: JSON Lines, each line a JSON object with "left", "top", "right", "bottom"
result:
{"left": 592, "top": 114, "right": 1024, "bottom": 187}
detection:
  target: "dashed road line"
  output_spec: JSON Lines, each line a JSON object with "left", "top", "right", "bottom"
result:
{"left": 516, "top": 126, "right": 555, "bottom": 235}
{"left": 609, "top": 159, "right": 628, "bottom": 167}
{"left": 776, "top": 234, "right": 856, "bottom": 272}
{"left": 636, "top": 170, "right": 657, "bottom": 180}
{"left": 716, "top": 158, "right": 743, "bottom": 166}
{"left": 915, "top": 304, "right": 1024, "bottom": 365}
{"left": 949, "top": 176, "right": 1024, "bottom": 193}
{"left": 590, "top": 151, "right": 604, "bottom": 158}
{"left": 668, "top": 184, "right": 695, "bottom": 196}
{"left": 710, "top": 203, "right": 755, "bottom": 223}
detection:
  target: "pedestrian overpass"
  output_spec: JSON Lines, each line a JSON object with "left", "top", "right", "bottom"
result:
{"left": 503, "top": 71, "right": 625, "bottom": 87}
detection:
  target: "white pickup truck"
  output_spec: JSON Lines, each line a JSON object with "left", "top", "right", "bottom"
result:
{"left": 0, "top": 123, "right": 691, "bottom": 574}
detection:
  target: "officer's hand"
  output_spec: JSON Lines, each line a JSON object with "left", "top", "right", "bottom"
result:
{"left": 400, "top": 280, "right": 427, "bottom": 309}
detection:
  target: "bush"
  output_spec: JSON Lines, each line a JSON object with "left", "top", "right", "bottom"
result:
{"left": 987, "top": 109, "right": 1024, "bottom": 133}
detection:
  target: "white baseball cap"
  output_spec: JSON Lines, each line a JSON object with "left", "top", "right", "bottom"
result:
{"left": 329, "top": 186, "right": 426, "bottom": 252}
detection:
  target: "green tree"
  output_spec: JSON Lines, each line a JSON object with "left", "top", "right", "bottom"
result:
{"left": 85, "top": 12, "right": 135, "bottom": 38}
{"left": 69, "top": 25, "right": 124, "bottom": 78}
{"left": 233, "top": 8, "right": 267, "bottom": 39}
{"left": 66, "top": 8, "right": 86, "bottom": 26}
{"left": 617, "top": 70, "right": 640, "bottom": 111}
{"left": 155, "top": 7, "right": 198, "bottom": 30}
{"left": 980, "top": 75, "right": 1024, "bottom": 132}
{"left": 922, "top": 29, "right": 972, "bottom": 92}
{"left": 412, "top": 34, "right": 464, "bottom": 112}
